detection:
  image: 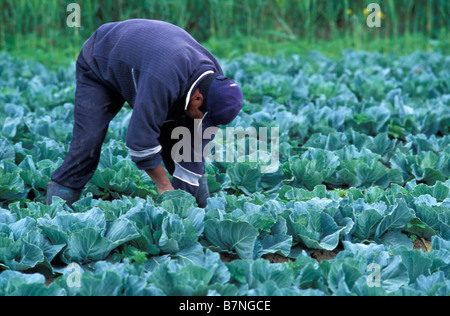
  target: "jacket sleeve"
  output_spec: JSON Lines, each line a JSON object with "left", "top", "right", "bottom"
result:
{"left": 170, "top": 122, "right": 217, "bottom": 198}
{"left": 126, "top": 73, "right": 178, "bottom": 170}
{"left": 171, "top": 161, "right": 203, "bottom": 198}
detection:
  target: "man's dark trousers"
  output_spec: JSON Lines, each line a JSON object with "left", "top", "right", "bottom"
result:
{"left": 51, "top": 52, "right": 125, "bottom": 190}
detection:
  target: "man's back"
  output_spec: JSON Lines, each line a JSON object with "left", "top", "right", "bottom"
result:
{"left": 84, "top": 19, "right": 223, "bottom": 105}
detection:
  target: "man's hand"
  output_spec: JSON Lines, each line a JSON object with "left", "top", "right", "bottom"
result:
{"left": 157, "top": 182, "right": 175, "bottom": 195}
{"left": 145, "top": 164, "right": 174, "bottom": 195}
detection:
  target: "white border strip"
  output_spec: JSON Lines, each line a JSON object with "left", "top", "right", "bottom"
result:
{"left": 184, "top": 70, "right": 214, "bottom": 110}
{"left": 131, "top": 68, "right": 138, "bottom": 93}
{"left": 173, "top": 162, "right": 202, "bottom": 187}
{"left": 127, "top": 145, "right": 162, "bottom": 158}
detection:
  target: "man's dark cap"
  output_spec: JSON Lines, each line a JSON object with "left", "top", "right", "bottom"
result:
{"left": 196, "top": 73, "right": 243, "bottom": 128}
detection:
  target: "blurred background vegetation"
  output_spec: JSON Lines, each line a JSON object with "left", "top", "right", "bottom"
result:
{"left": 1, "top": 0, "right": 448, "bottom": 67}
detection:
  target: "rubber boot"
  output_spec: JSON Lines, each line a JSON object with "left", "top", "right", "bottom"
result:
{"left": 46, "top": 181, "right": 82, "bottom": 209}
{"left": 196, "top": 174, "right": 210, "bottom": 208}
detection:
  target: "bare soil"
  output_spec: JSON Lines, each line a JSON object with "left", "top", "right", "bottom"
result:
{"left": 311, "top": 248, "right": 342, "bottom": 263}
{"left": 219, "top": 237, "right": 432, "bottom": 265}
{"left": 413, "top": 238, "right": 430, "bottom": 253}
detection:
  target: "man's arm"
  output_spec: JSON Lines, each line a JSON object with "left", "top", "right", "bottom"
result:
{"left": 145, "top": 164, "right": 174, "bottom": 195}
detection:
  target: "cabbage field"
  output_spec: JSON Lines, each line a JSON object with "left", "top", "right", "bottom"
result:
{"left": 0, "top": 50, "right": 449, "bottom": 296}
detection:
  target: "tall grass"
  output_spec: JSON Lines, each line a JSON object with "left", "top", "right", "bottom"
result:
{"left": 1, "top": 0, "right": 448, "bottom": 59}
